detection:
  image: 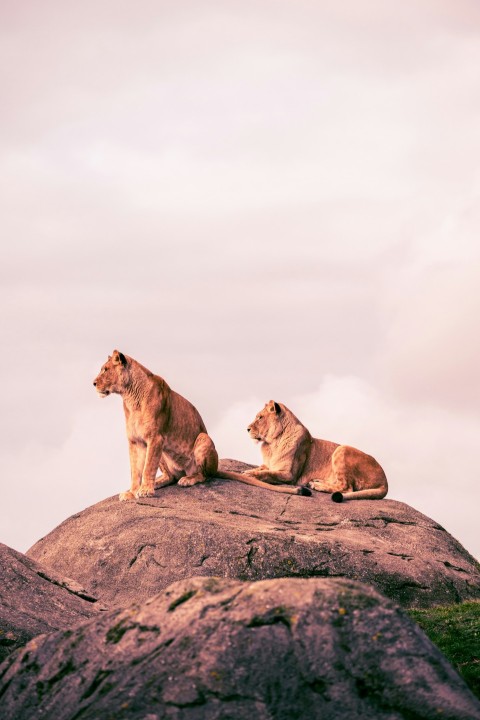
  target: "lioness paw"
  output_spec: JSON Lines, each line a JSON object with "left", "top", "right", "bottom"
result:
{"left": 178, "top": 473, "right": 206, "bottom": 487}
{"left": 134, "top": 486, "right": 156, "bottom": 498}
{"left": 119, "top": 490, "right": 135, "bottom": 502}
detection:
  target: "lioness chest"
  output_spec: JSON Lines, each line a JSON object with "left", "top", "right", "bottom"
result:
{"left": 125, "top": 407, "right": 196, "bottom": 463}
{"left": 124, "top": 409, "right": 160, "bottom": 445}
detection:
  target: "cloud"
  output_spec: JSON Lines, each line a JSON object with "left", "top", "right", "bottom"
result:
{"left": 211, "top": 397, "right": 263, "bottom": 466}
{"left": 1, "top": 399, "right": 128, "bottom": 553}
{"left": 378, "top": 199, "right": 480, "bottom": 412}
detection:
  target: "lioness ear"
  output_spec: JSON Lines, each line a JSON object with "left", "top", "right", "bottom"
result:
{"left": 112, "top": 350, "right": 127, "bottom": 366}
{"left": 268, "top": 401, "right": 281, "bottom": 414}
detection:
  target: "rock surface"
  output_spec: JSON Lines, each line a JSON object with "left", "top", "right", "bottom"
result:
{"left": 1, "top": 576, "right": 479, "bottom": 720}
{"left": 0, "top": 543, "right": 103, "bottom": 664}
{"left": 27, "top": 461, "right": 480, "bottom": 610}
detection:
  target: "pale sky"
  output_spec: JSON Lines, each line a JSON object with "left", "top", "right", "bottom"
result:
{"left": 1, "top": 1, "right": 480, "bottom": 560}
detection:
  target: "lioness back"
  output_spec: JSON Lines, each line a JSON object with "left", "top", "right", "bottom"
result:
{"left": 164, "top": 389, "right": 208, "bottom": 440}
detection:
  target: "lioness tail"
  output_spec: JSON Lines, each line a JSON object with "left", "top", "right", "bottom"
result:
{"left": 215, "top": 470, "right": 311, "bottom": 496}
{"left": 332, "top": 486, "right": 387, "bottom": 502}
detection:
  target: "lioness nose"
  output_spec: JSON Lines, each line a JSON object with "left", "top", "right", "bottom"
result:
{"left": 247, "top": 427, "right": 251, "bottom": 432}
{"left": 93, "top": 381, "right": 97, "bottom": 386}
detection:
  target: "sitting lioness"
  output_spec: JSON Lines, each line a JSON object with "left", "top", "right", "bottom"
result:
{"left": 243, "top": 401, "right": 388, "bottom": 502}
{"left": 93, "top": 352, "right": 311, "bottom": 500}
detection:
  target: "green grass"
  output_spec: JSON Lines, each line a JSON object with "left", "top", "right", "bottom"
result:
{"left": 408, "top": 601, "right": 480, "bottom": 699}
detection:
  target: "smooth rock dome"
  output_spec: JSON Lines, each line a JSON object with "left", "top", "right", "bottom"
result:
{"left": 27, "top": 460, "right": 480, "bottom": 609}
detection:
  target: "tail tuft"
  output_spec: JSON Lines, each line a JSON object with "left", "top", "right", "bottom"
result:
{"left": 298, "top": 486, "right": 312, "bottom": 497}
{"left": 331, "top": 491, "right": 343, "bottom": 503}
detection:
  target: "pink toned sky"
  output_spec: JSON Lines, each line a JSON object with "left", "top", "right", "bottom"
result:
{"left": 1, "top": 1, "right": 479, "bottom": 559}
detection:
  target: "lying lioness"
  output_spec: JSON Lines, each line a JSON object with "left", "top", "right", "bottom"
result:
{"left": 93, "top": 351, "right": 311, "bottom": 500}
{"left": 243, "top": 400, "right": 388, "bottom": 502}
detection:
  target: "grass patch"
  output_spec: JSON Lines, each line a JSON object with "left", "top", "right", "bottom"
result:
{"left": 408, "top": 601, "right": 480, "bottom": 699}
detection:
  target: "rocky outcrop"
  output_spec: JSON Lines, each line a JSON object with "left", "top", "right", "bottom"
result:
{"left": 1, "top": 575, "right": 479, "bottom": 720}
{"left": 0, "top": 543, "right": 103, "bottom": 664}
{"left": 27, "top": 461, "right": 480, "bottom": 610}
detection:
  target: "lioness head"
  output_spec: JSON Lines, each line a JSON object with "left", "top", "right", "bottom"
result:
{"left": 247, "top": 401, "right": 284, "bottom": 443}
{"left": 93, "top": 350, "right": 128, "bottom": 397}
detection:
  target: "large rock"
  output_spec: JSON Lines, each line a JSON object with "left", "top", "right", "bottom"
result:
{"left": 27, "top": 461, "right": 480, "bottom": 609}
{"left": 0, "top": 543, "right": 103, "bottom": 663}
{"left": 1, "top": 576, "right": 479, "bottom": 720}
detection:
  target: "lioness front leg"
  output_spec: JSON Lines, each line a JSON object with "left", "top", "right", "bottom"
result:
{"left": 243, "top": 468, "right": 295, "bottom": 485}
{"left": 119, "top": 440, "right": 146, "bottom": 502}
{"left": 154, "top": 459, "right": 176, "bottom": 489}
{"left": 244, "top": 464, "right": 268, "bottom": 474}
{"left": 178, "top": 433, "right": 219, "bottom": 487}
{"left": 135, "top": 437, "right": 164, "bottom": 498}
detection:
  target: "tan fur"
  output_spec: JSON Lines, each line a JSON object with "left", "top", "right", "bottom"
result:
{"left": 93, "top": 352, "right": 309, "bottom": 500}
{"left": 245, "top": 401, "right": 388, "bottom": 501}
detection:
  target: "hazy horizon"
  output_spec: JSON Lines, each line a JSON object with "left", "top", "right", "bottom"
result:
{"left": 1, "top": 0, "right": 479, "bottom": 560}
